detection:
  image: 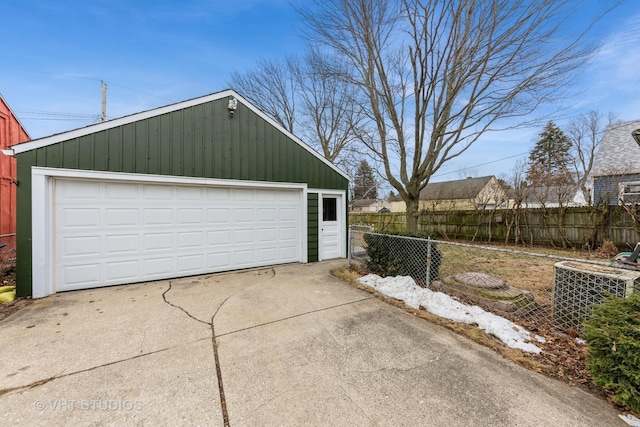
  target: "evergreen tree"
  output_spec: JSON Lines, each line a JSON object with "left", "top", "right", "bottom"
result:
{"left": 527, "top": 121, "right": 573, "bottom": 184}
{"left": 353, "top": 160, "right": 378, "bottom": 200}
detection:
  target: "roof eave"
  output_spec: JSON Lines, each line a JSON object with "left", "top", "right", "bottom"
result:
{"left": 9, "top": 89, "right": 349, "bottom": 181}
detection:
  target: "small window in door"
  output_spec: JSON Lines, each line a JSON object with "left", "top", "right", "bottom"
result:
{"left": 323, "top": 197, "right": 337, "bottom": 221}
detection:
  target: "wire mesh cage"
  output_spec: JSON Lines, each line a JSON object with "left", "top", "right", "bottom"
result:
{"left": 553, "top": 261, "right": 640, "bottom": 333}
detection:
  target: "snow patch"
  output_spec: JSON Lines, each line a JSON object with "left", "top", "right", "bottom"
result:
{"left": 620, "top": 414, "right": 640, "bottom": 427}
{"left": 358, "top": 274, "right": 545, "bottom": 354}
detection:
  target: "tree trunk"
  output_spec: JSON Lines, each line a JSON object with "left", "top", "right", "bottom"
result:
{"left": 406, "top": 198, "right": 420, "bottom": 234}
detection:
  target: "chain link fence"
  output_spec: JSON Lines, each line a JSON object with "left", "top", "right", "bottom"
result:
{"left": 0, "top": 233, "right": 16, "bottom": 276}
{"left": 348, "top": 228, "right": 636, "bottom": 337}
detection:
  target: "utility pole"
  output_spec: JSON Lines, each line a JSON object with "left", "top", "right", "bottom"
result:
{"left": 101, "top": 81, "right": 107, "bottom": 122}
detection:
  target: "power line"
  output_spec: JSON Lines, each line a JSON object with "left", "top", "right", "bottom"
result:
{"left": 4, "top": 67, "right": 176, "bottom": 103}
{"left": 433, "top": 152, "right": 529, "bottom": 178}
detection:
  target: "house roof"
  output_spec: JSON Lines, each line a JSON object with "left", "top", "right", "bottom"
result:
{"left": 517, "top": 184, "right": 585, "bottom": 205}
{"left": 352, "top": 198, "right": 389, "bottom": 207}
{"left": 4, "top": 89, "right": 348, "bottom": 180}
{"left": 420, "top": 176, "right": 495, "bottom": 200}
{"left": 0, "top": 93, "right": 31, "bottom": 141}
{"left": 591, "top": 119, "right": 640, "bottom": 177}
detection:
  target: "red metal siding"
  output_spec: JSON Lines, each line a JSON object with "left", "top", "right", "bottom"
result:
{"left": 0, "top": 97, "right": 30, "bottom": 236}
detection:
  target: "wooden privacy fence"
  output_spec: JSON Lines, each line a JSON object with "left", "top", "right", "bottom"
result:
{"left": 349, "top": 206, "right": 640, "bottom": 249}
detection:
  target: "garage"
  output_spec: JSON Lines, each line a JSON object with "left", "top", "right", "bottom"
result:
{"left": 7, "top": 89, "right": 349, "bottom": 297}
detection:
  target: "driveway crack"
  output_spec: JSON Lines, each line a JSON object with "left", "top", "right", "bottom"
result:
{"left": 160, "top": 267, "right": 278, "bottom": 427}
{"left": 162, "top": 282, "right": 211, "bottom": 326}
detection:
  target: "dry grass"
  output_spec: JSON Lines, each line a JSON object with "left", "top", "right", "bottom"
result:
{"left": 436, "top": 244, "right": 557, "bottom": 307}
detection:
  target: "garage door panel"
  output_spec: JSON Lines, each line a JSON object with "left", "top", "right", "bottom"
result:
{"left": 106, "top": 182, "right": 138, "bottom": 199}
{"left": 206, "top": 187, "right": 230, "bottom": 200}
{"left": 143, "top": 232, "right": 174, "bottom": 251}
{"left": 234, "top": 229, "right": 255, "bottom": 244}
{"left": 233, "top": 188, "right": 254, "bottom": 201}
{"left": 105, "top": 234, "right": 139, "bottom": 254}
{"left": 207, "top": 230, "right": 231, "bottom": 245}
{"left": 258, "top": 228, "right": 277, "bottom": 242}
{"left": 177, "top": 254, "right": 205, "bottom": 272}
{"left": 178, "top": 208, "right": 204, "bottom": 224}
{"left": 208, "top": 253, "right": 231, "bottom": 268}
{"left": 258, "top": 248, "right": 277, "bottom": 262}
{"left": 279, "top": 246, "right": 298, "bottom": 260}
{"left": 257, "top": 208, "right": 277, "bottom": 222}
{"left": 208, "top": 208, "right": 231, "bottom": 223}
{"left": 63, "top": 236, "right": 100, "bottom": 257}
{"left": 106, "top": 208, "right": 139, "bottom": 226}
{"left": 63, "top": 264, "right": 101, "bottom": 287}
{"left": 177, "top": 231, "right": 204, "bottom": 248}
{"left": 59, "top": 180, "right": 100, "bottom": 200}
{"left": 178, "top": 186, "right": 203, "bottom": 200}
{"left": 233, "top": 249, "right": 255, "bottom": 266}
{"left": 143, "top": 257, "right": 174, "bottom": 276}
{"left": 60, "top": 208, "right": 100, "bottom": 228}
{"left": 235, "top": 208, "right": 254, "bottom": 222}
{"left": 106, "top": 260, "right": 139, "bottom": 281}
{"left": 54, "top": 179, "right": 302, "bottom": 292}
{"left": 143, "top": 185, "right": 173, "bottom": 200}
{"left": 279, "top": 208, "right": 297, "bottom": 221}
{"left": 257, "top": 190, "right": 276, "bottom": 201}
{"left": 144, "top": 208, "right": 173, "bottom": 225}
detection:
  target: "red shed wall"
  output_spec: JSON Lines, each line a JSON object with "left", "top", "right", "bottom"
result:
{"left": 0, "top": 98, "right": 30, "bottom": 237}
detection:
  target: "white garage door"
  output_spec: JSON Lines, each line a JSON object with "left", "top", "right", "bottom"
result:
{"left": 54, "top": 179, "right": 303, "bottom": 292}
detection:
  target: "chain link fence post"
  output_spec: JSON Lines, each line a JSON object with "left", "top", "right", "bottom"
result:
{"left": 347, "top": 226, "right": 352, "bottom": 268}
{"left": 426, "top": 237, "right": 432, "bottom": 289}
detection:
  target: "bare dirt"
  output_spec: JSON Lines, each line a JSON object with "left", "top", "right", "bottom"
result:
{"left": 0, "top": 270, "right": 32, "bottom": 322}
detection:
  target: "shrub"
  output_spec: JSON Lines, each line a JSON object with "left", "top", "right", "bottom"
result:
{"left": 363, "top": 231, "right": 440, "bottom": 286}
{"left": 583, "top": 293, "right": 640, "bottom": 412}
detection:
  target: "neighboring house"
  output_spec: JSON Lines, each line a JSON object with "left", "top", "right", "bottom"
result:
{"left": 509, "top": 184, "right": 587, "bottom": 208}
{"left": 5, "top": 89, "right": 349, "bottom": 298}
{"left": 351, "top": 198, "right": 391, "bottom": 213}
{"left": 590, "top": 119, "right": 640, "bottom": 205}
{"left": 0, "top": 94, "right": 30, "bottom": 241}
{"left": 390, "top": 176, "right": 508, "bottom": 212}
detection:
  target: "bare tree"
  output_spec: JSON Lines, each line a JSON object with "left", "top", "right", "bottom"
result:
{"left": 298, "top": 0, "right": 616, "bottom": 232}
{"left": 567, "top": 110, "right": 617, "bottom": 204}
{"left": 294, "top": 50, "right": 365, "bottom": 164}
{"left": 229, "top": 51, "right": 364, "bottom": 167}
{"left": 229, "top": 57, "right": 298, "bottom": 133}
{"left": 504, "top": 159, "right": 532, "bottom": 244}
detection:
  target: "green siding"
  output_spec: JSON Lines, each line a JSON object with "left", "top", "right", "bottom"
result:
{"left": 307, "top": 193, "right": 319, "bottom": 262}
{"left": 15, "top": 96, "right": 348, "bottom": 296}
{"left": 15, "top": 151, "right": 35, "bottom": 297}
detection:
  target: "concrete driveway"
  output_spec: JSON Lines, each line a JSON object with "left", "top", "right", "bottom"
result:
{"left": 0, "top": 261, "right": 625, "bottom": 426}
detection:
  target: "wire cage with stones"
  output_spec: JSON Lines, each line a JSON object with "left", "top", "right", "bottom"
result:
{"left": 552, "top": 261, "right": 640, "bottom": 333}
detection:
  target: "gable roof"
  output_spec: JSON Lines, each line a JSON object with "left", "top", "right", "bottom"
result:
{"left": 591, "top": 119, "right": 640, "bottom": 177}
{"left": 0, "top": 93, "right": 31, "bottom": 141}
{"left": 4, "top": 89, "right": 347, "bottom": 180}
{"left": 520, "top": 184, "right": 585, "bottom": 205}
{"left": 352, "top": 198, "right": 390, "bottom": 208}
{"left": 420, "top": 176, "right": 495, "bottom": 200}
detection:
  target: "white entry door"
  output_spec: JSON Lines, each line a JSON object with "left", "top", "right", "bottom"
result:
{"left": 320, "top": 195, "right": 341, "bottom": 260}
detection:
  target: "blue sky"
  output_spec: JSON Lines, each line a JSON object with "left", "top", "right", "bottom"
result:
{"left": 1, "top": 0, "right": 639, "bottom": 184}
